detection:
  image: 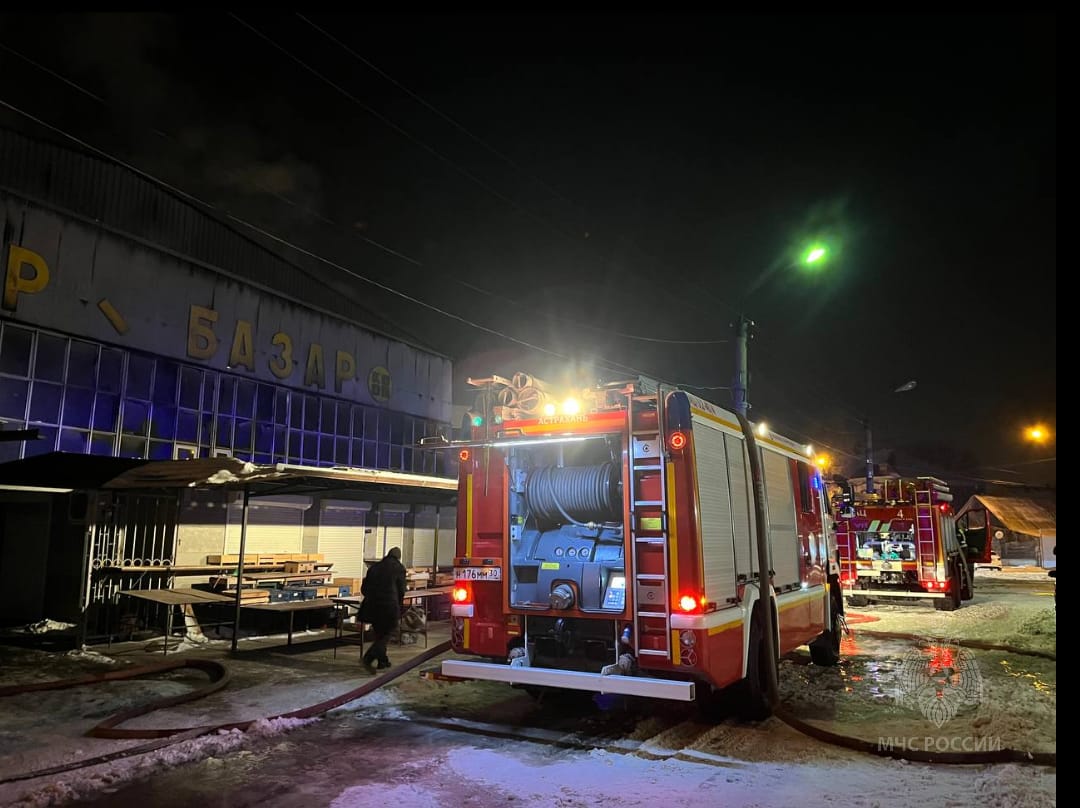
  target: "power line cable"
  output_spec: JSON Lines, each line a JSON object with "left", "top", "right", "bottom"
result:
{"left": 0, "top": 42, "right": 724, "bottom": 347}
{"left": 237, "top": 13, "right": 731, "bottom": 336}
{"left": 296, "top": 13, "right": 583, "bottom": 219}
{"left": 0, "top": 97, "right": 720, "bottom": 389}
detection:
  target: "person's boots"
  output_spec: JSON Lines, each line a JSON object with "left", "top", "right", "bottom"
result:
{"left": 362, "top": 655, "right": 376, "bottom": 675}
{"left": 377, "top": 659, "right": 391, "bottom": 670}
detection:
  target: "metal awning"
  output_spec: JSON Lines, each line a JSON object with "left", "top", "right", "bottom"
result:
{"left": 955, "top": 494, "right": 1056, "bottom": 538}
{"left": 0, "top": 452, "right": 457, "bottom": 503}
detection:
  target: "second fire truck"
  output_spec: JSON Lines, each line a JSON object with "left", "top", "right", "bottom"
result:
{"left": 434, "top": 374, "right": 843, "bottom": 718}
{"left": 832, "top": 476, "right": 973, "bottom": 610}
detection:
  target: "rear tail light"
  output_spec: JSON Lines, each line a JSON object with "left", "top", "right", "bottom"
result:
{"left": 677, "top": 593, "right": 705, "bottom": 613}
{"left": 452, "top": 585, "right": 472, "bottom": 604}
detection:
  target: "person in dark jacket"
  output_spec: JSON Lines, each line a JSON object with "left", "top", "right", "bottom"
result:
{"left": 360, "top": 546, "right": 406, "bottom": 673}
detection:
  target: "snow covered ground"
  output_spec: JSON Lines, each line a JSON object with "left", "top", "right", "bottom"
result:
{"left": 0, "top": 573, "right": 1055, "bottom": 807}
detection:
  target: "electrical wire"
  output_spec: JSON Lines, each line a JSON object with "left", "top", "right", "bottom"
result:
{"left": 0, "top": 96, "right": 714, "bottom": 388}
{"left": 0, "top": 41, "right": 723, "bottom": 348}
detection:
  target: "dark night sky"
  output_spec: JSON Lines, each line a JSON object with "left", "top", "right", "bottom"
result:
{"left": 0, "top": 12, "right": 1056, "bottom": 486}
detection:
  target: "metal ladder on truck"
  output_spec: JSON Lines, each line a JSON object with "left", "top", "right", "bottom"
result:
{"left": 914, "top": 486, "right": 938, "bottom": 582}
{"left": 627, "top": 383, "right": 672, "bottom": 660}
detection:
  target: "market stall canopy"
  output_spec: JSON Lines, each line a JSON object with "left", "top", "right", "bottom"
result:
{"left": 954, "top": 494, "right": 1056, "bottom": 537}
{"left": 0, "top": 452, "right": 457, "bottom": 503}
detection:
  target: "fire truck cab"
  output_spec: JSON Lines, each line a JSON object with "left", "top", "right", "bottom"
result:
{"left": 436, "top": 375, "right": 842, "bottom": 718}
{"left": 833, "top": 476, "right": 973, "bottom": 610}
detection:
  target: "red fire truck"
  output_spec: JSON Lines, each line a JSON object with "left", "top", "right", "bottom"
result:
{"left": 435, "top": 375, "right": 843, "bottom": 718}
{"left": 832, "top": 477, "right": 973, "bottom": 610}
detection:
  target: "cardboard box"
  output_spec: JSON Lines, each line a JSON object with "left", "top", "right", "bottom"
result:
{"left": 207, "top": 554, "right": 258, "bottom": 565}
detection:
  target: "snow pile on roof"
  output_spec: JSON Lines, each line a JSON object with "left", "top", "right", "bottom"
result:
{"left": 24, "top": 620, "right": 75, "bottom": 635}
{"left": 198, "top": 463, "right": 257, "bottom": 485}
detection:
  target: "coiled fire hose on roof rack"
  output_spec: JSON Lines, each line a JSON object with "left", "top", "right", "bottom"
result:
{"left": 0, "top": 641, "right": 451, "bottom": 785}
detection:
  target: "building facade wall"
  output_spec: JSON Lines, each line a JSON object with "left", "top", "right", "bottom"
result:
{"left": 0, "top": 193, "right": 453, "bottom": 474}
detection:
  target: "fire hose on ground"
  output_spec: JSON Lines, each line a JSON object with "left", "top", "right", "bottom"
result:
{"left": 0, "top": 640, "right": 451, "bottom": 785}
{"left": 0, "top": 630, "right": 1056, "bottom": 784}
{"left": 777, "top": 626, "right": 1055, "bottom": 767}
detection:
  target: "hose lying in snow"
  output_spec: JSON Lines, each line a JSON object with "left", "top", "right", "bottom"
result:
{"left": 854, "top": 629, "right": 1056, "bottom": 661}
{"left": 0, "top": 641, "right": 451, "bottom": 784}
{"left": 775, "top": 629, "right": 1056, "bottom": 766}
{"left": 775, "top": 707, "right": 1056, "bottom": 767}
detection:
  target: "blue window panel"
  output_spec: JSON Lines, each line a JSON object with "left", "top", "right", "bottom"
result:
{"left": 321, "top": 400, "right": 335, "bottom": 434}
{"left": 153, "top": 362, "right": 178, "bottom": 405}
{"left": 93, "top": 394, "right": 120, "bottom": 431}
{"left": 272, "top": 426, "right": 287, "bottom": 457}
{"left": 301, "top": 432, "right": 319, "bottom": 463}
{"left": 235, "top": 421, "right": 254, "bottom": 454}
{"left": 151, "top": 406, "right": 177, "bottom": 440}
{"left": 25, "top": 426, "right": 57, "bottom": 456}
{"left": 202, "top": 373, "right": 217, "bottom": 413}
{"left": 61, "top": 387, "right": 93, "bottom": 428}
{"left": 34, "top": 333, "right": 67, "bottom": 383}
{"left": 217, "top": 377, "right": 236, "bottom": 414}
{"left": 215, "top": 416, "right": 234, "bottom": 448}
{"left": 319, "top": 434, "right": 334, "bottom": 465}
{"left": 389, "top": 414, "right": 405, "bottom": 445}
{"left": 352, "top": 439, "right": 364, "bottom": 466}
{"left": 0, "top": 325, "right": 33, "bottom": 377}
{"left": 120, "top": 435, "right": 147, "bottom": 458}
{"left": 122, "top": 400, "right": 150, "bottom": 435}
{"left": 256, "top": 385, "right": 274, "bottom": 421}
{"left": 376, "top": 442, "right": 390, "bottom": 469}
{"left": 179, "top": 367, "right": 202, "bottom": 408}
{"left": 68, "top": 342, "right": 98, "bottom": 388}
{"left": 303, "top": 396, "right": 319, "bottom": 431}
{"left": 176, "top": 410, "right": 199, "bottom": 443}
{"left": 90, "top": 431, "right": 116, "bottom": 456}
{"left": 148, "top": 440, "right": 173, "bottom": 460}
{"left": 287, "top": 392, "right": 302, "bottom": 428}
{"left": 236, "top": 380, "right": 255, "bottom": 419}
{"left": 335, "top": 437, "right": 349, "bottom": 466}
{"left": 336, "top": 404, "right": 350, "bottom": 436}
{"left": 0, "top": 442, "right": 20, "bottom": 463}
{"left": 377, "top": 411, "right": 391, "bottom": 442}
{"left": 274, "top": 390, "right": 290, "bottom": 426}
{"left": 29, "top": 382, "right": 62, "bottom": 424}
{"left": 352, "top": 406, "right": 366, "bottom": 440}
{"left": 254, "top": 452, "right": 272, "bottom": 464}
{"left": 127, "top": 355, "right": 154, "bottom": 400}
{"left": 288, "top": 431, "right": 302, "bottom": 462}
{"left": 59, "top": 428, "right": 88, "bottom": 453}
{"left": 99, "top": 349, "right": 124, "bottom": 394}
{"left": 363, "top": 440, "right": 376, "bottom": 468}
{"left": 254, "top": 423, "right": 273, "bottom": 454}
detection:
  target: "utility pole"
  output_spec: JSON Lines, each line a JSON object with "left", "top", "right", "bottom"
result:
{"left": 864, "top": 417, "right": 875, "bottom": 495}
{"left": 732, "top": 314, "right": 779, "bottom": 713}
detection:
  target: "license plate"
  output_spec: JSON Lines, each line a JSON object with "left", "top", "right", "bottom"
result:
{"left": 456, "top": 566, "right": 502, "bottom": 581}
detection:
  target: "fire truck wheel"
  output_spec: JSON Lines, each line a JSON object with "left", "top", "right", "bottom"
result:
{"left": 809, "top": 589, "right": 843, "bottom": 667}
{"left": 934, "top": 566, "right": 961, "bottom": 611}
{"left": 735, "top": 609, "right": 775, "bottom": 721}
{"left": 961, "top": 561, "right": 975, "bottom": 601}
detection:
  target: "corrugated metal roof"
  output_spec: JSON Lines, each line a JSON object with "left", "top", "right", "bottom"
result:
{"left": 955, "top": 495, "right": 1056, "bottom": 537}
{"left": 0, "top": 127, "right": 440, "bottom": 356}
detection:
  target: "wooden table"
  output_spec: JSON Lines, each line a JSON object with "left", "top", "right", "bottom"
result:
{"left": 240, "top": 598, "right": 338, "bottom": 646}
{"left": 118, "top": 587, "right": 235, "bottom": 655}
{"left": 331, "top": 586, "right": 452, "bottom": 656}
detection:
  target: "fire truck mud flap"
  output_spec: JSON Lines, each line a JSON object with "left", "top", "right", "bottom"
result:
{"left": 440, "top": 660, "right": 696, "bottom": 701}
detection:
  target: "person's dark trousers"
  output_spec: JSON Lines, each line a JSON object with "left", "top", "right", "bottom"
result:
{"left": 363, "top": 629, "right": 392, "bottom": 669}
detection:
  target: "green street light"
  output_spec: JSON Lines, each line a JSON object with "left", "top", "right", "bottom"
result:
{"left": 803, "top": 243, "right": 828, "bottom": 266}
